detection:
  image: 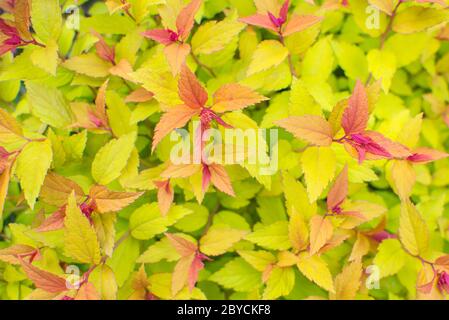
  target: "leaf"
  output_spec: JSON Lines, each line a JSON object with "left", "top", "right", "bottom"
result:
{"left": 247, "top": 40, "right": 288, "bottom": 76}
{"left": 75, "top": 282, "right": 101, "bottom": 300}
{"left": 276, "top": 115, "right": 333, "bottom": 146}
{"left": 13, "top": 0, "right": 32, "bottom": 40}
{"left": 26, "top": 82, "right": 74, "bottom": 128}
{"left": 296, "top": 252, "right": 335, "bottom": 292}
{"left": 309, "top": 215, "right": 333, "bottom": 255}
{"left": 341, "top": 80, "right": 369, "bottom": 135}
{"left": 155, "top": 180, "right": 174, "bottom": 216}
{"left": 19, "top": 259, "right": 67, "bottom": 293}
{"left": 191, "top": 18, "right": 245, "bottom": 55}
{"left": 288, "top": 208, "right": 309, "bottom": 252}
{"left": 30, "top": 39, "right": 58, "bottom": 75}
{"left": 178, "top": 64, "right": 208, "bottom": 109}
{"left": 176, "top": 0, "right": 202, "bottom": 40}
{"left": 239, "top": 14, "right": 278, "bottom": 32}
{"left": 16, "top": 139, "right": 53, "bottom": 209}
{"left": 0, "top": 244, "right": 37, "bottom": 264}
{"left": 368, "top": 0, "right": 395, "bottom": 15}
{"left": 283, "top": 15, "right": 322, "bottom": 37}
{"left": 40, "top": 173, "right": 84, "bottom": 207}
{"left": 407, "top": 147, "right": 449, "bottom": 164}
{"left": 89, "top": 185, "right": 143, "bottom": 213}
{"left": 91, "top": 132, "right": 136, "bottom": 185}
{"left": 332, "top": 41, "right": 369, "bottom": 81}
{"left": 92, "top": 212, "right": 116, "bottom": 257}
{"left": 89, "top": 265, "right": 117, "bottom": 300}
{"left": 367, "top": 49, "right": 396, "bottom": 92}
{"left": 373, "top": 239, "right": 406, "bottom": 278}
{"left": 237, "top": 250, "right": 276, "bottom": 272}
{"left": 63, "top": 53, "right": 112, "bottom": 78}
{"left": 245, "top": 221, "right": 291, "bottom": 250}
{"left": 212, "top": 84, "right": 267, "bottom": 113}
{"left": 327, "top": 165, "right": 348, "bottom": 212}
{"left": 330, "top": 261, "right": 362, "bottom": 300}
{"left": 349, "top": 233, "right": 370, "bottom": 262}
{"left": 301, "top": 146, "right": 336, "bottom": 202}
{"left": 171, "top": 254, "right": 195, "bottom": 295}
{"left": 209, "top": 258, "right": 262, "bottom": 292}
{"left": 199, "top": 227, "right": 246, "bottom": 256}
{"left": 399, "top": 201, "right": 429, "bottom": 257}
{"left": 389, "top": 160, "right": 415, "bottom": 200}
{"left": 166, "top": 233, "right": 197, "bottom": 257}
{"left": 263, "top": 266, "right": 295, "bottom": 299}
{"left": 30, "top": 0, "right": 62, "bottom": 43}
{"left": 152, "top": 105, "right": 199, "bottom": 151}
{"left": 164, "top": 43, "right": 191, "bottom": 75}
{"left": 0, "top": 108, "right": 24, "bottom": 145}
{"left": 64, "top": 193, "right": 101, "bottom": 265}
{"left": 392, "top": 6, "right": 449, "bottom": 34}
{"left": 209, "top": 163, "right": 235, "bottom": 196}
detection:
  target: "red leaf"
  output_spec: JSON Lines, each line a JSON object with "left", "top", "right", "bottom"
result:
{"left": 279, "top": 0, "right": 290, "bottom": 22}
{"left": 342, "top": 80, "right": 369, "bottom": 136}
{"left": 282, "top": 15, "right": 322, "bottom": 37}
{"left": 327, "top": 165, "right": 348, "bottom": 213}
{"left": 19, "top": 258, "right": 68, "bottom": 293}
{"left": 239, "top": 14, "right": 278, "bottom": 32}
{"left": 407, "top": 147, "right": 449, "bottom": 164}
{"left": 179, "top": 64, "right": 208, "bottom": 109}
{"left": 176, "top": 0, "right": 202, "bottom": 41}
{"left": 142, "top": 29, "right": 176, "bottom": 45}
{"left": 152, "top": 104, "right": 199, "bottom": 151}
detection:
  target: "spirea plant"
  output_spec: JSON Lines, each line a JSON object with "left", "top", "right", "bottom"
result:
{"left": 0, "top": 0, "right": 448, "bottom": 300}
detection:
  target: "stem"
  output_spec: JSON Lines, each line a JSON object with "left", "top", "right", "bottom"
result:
{"left": 365, "top": 0, "right": 402, "bottom": 85}
{"left": 120, "top": 0, "right": 137, "bottom": 23}
{"left": 190, "top": 52, "right": 217, "bottom": 78}
{"left": 279, "top": 33, "right": 297, "bottom": 78}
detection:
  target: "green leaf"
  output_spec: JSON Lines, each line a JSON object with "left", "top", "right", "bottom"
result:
{"left": 263, "top": 266, "right": 295, "bottom": 299}
{"left": 373, "top": 239, "right": 407, "bottom": 278}
{"left": 393, "top": 6, "right": 449, "bottom": 34}
{"left": 245, "top": 221, "right": 291, "bottom": 250}
{"left": 247, "top": 40, "right": 289, "bottom": 76}
{"left": 367, "top": 49, "right": 396, "bottom": 93}
{"left": 332, "top": 40, "right": 369, "bottom": 80}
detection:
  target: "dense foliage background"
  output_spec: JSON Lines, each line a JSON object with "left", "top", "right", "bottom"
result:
{"left": 0, "top": 0, "right": 449, "bottom": 300}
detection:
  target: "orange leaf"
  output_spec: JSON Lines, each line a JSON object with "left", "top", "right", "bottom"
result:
{"left": 282, "top": 15, "right": 322, "bottom": 37}
{"left": 152, "top": 105, "right": 199, "bottom": 151}
{"left": 172, "top": 254, "right": 195, "bottom": 296}
{"left": 212, "top": 84, "right": 267, "bottom": 112}
{"left": 161, "top": 163, "right": 201, "bottom": 178}
{"left": 349, "top": 233, "right": 370, "bottom": 262}
{"left": 341, "top": 80, "right": 369, "bottom": 136}
{"left": 155, "top": 180, "right": 174, "bottom": 216}
{"left": 125, "top": 88, "right": 154, "bottom": 103}
{"left": 166, "top": 233, "right": 198, "bottom": 257}
{"left": 19, "top": 259, "right": 68, "bottom": 293}
{"left": 40, "top": 172, "right": 85, "bottom": 207}
{"left": 13, "top": 0, "right": 32, "bottom": 40}
{"left": 89, "top": 185, "right": 143, "bottom": 213}
{"left": 35, "top": 207, "right": 65, "bottom": 232}
{"left": 309, "top": 215, "right": 333, "bottom": 255}
{"left": 74, "top": 282, "right": 101, "bottom": 300}
{"left": 178, "top": 64, "right": 208, "bottom": 109}
{"left": 209, "top": 163, "right": 235, "bottom": 196}
{"left": 91, "top": 30, "right": 115, "bottom": 63}
{"left": 164, "top": 43, "right": 191, "bottom": 76}
{"left": 109, "top": 59, "right": 134, "bottom": 82}
{"left": 275, "top": 115, "right": 333, "bottom": 146}
{"left": 327, "top": 165, "right": 348, "bottom": 212}
{"left": 239, "top": 14, "right": 278, "bottom": 32}
{"left": 176, "top": 0, "right": 202, "bottom": 40}
{"left": 92, "top": 78, "right": 109, "bottom": 127}
{"left": 0, "top": 244, "right": 38, "bottom": 264}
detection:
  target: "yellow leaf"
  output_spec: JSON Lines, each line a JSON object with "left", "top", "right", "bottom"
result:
{"left": 297, "top": 252, "right": 335, "bottom": 292}
{"left": 330, "top": 261, "right": 362, "bottom": 300}
{"left": 288, "top": 208, "right": 309, "bottom": 252}
{"left": 396, "top": 113, "right": 423, "bottom": 149}
{"left": 373, "top": 239, "right": 406, "bottom": 278}
{"left": 16, "top": 139, "right": 53, "bottom": 209}
{"left": 309, "top": 215, "right": 333, "bottom": 255}
{"left": 247, "top": 40, "right": 289, "bottom": 76}
{"left": 64, "top": 193, "right": 101, "bottom": 264}
{"left": 0, "top": 108, "right": 24, "bottom": 146}
{"left": 301, "top": 146, "right": 336, "bottom": 202}
{"left": 237, "top": 250, "right": 276, "bottom": 272}
{"left": 90, "top": 264, "right": 118, "bottom": 300}
{"left": 262, "top": 266, "right": 295, "bottom": 300}
{"left": 393, "top": 7, "right": 449, "bottom": 34}
{"left": 63, "top": 53, "right": 111, "bottom": 78}
{"left": 92, "top": 212, "right": 116, "bottom": 257}
{"left": 368, "top": 0, "right": 395, "bottom": 15}
{"left": 91, "top": 132, "right": 136, "bottom": 185}
{"left": 30, "top": 39, "right": 58, "bottom": 75}
{"left": 389, "top": 160, "right": 416, "bottom": 200}
{"left": 349, "top": 233, "right": 370, "bottom": 262}
{"left": 399, "top": 201, "right": 429, "bottom": 257}
{"left": 199, "top": 227, "right": 246, "bottom": 256}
